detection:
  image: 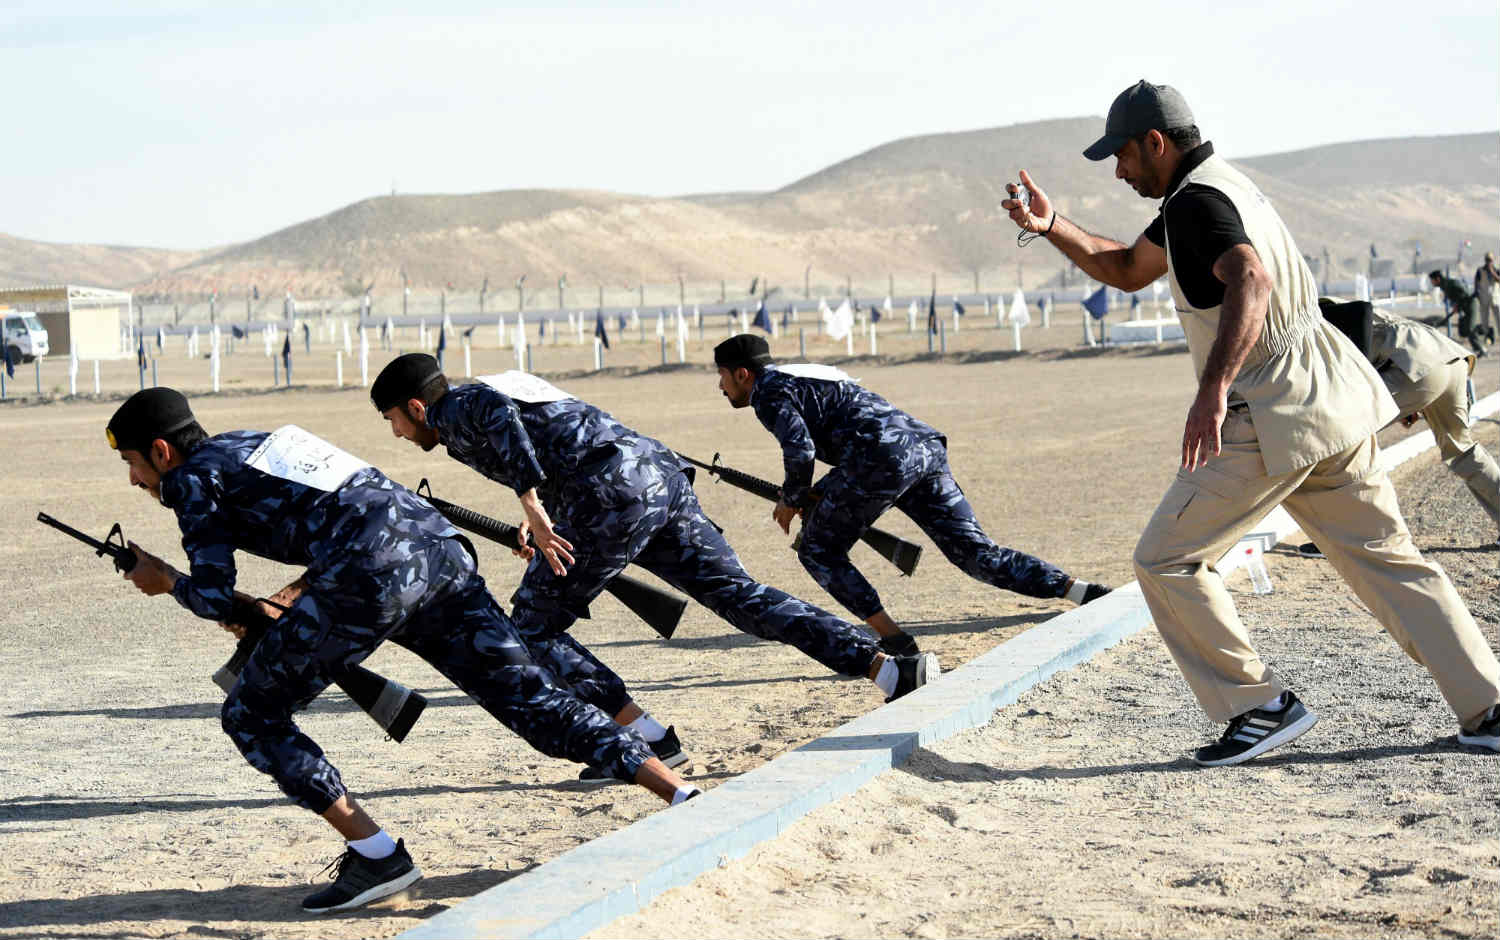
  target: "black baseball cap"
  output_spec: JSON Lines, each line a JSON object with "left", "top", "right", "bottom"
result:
{"left": 714, "top": 333, "right": 774, "bottom": 371}
{"left": 1083, "top": 80, "right": 1196, "bottom": 161}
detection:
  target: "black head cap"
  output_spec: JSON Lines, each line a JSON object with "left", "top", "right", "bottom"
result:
{"left": 371, "top": 353, "right": 443, "bottom": 412}
{"left": 107, "top": 387, "right": 196, "bottom": 454}
{"left": 714, "top": 333, "right": 773, "bottom": 372}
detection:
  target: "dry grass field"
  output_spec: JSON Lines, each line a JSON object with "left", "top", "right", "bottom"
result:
{"left": 1, "top": 333, "right": 1494, "bottom": 939}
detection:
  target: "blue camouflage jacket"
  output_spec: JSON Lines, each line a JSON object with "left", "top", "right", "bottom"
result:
{"left": 162, "top": 431, "right": 456, "bottom": 621}
{"left": 426, "top": 383, "right": 676, "bottom": 505}
{"left": 749, "top": 366, "right": 944, "bottom": 509}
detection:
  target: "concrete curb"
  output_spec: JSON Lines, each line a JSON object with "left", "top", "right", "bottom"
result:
{"left": 400, "top": 390, "right": 1499, "bottom": 940}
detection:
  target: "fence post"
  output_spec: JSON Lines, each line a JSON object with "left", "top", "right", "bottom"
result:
{"left": 94, "top": 360, "right": 101, "bottom": 394}
{"left": 593, "top": 337, "right": 603, "bottom": 372}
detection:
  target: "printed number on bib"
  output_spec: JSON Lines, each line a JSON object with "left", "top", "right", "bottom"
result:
{"left": 247, "top": 425, "right": 372, "bottom": 492}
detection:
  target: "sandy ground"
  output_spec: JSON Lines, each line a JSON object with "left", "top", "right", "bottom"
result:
{"left": 604, "top": 420, "right": 1500, "bottom": 939}
{"left": 0, "top": 339, "right": 1494, "bottom": 939}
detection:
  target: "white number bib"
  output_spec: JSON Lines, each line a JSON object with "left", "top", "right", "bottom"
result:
{"left": 774, "top": 363, "right": 857, "bottom": 383}
{"left": 246, "top": 425, "right": 372, "bottom": 492}
{"left": 478, "top": 371, "right": 575, "bottom": 404}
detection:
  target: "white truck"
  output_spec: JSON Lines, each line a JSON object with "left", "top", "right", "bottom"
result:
{"left": 2, "top": 310, "right": 49, "bottom": 363}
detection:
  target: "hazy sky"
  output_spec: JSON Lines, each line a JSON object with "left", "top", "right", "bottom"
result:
{"left": 6, "top": 0, "right": 1496, "bottom": 249}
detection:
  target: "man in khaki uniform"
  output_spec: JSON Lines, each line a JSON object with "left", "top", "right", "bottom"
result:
{"left": 1001, "top": 80, "right": 1500, "bottom": 765}
{"left": 1315, "top": 298, "right": 1500, "bottom": 545}
{"left": 1475, "top": 252, "right": 1499, "bottom": 348}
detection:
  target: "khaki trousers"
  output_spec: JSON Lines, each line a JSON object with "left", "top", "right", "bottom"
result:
{"left": 1389, "top": 358, "right": 1500, "bottom": 529}
{"left": 1133, "top": 408, "right": 1500, "bottom": 728}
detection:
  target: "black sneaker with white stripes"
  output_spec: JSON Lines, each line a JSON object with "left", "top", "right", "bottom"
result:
{"left": 1457, "top": 705, "right": 1500, "bottom": 752}
{"left": 1296, "top": 542, "right": 1326, "bottom": 559}
{"left": 578, "top": 726, "right": 690, "bottom": 784}
{"left": 1193, "top": 692, "right": 1319, "bottom": 767}
{"left": 886, "top": 652, "right": 941, "bottom": 703}
{"left": 302, "top": 839, "right": 422, "bottom": 913}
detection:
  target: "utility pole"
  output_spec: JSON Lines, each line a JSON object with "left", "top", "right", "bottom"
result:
{"left": 805, "top": 265, "right": 812, "bottom": 299}
{"left": 678, "top": 272, "right": 685, "bottom": 308}
{"left": 558, "top": 274, "right": 566, "bottom": 313}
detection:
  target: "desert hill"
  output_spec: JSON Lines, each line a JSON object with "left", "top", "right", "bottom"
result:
{"left": 4, "top": 118, "right": 1495, "bottom": 299}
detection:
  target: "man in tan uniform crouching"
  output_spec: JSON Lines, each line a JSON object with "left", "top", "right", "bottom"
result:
{"left": 1313, "top": 297, "right": 1500, "bottom": 547}
{"left": 1002, "top": 80, "right": 1500, "bottom": 765}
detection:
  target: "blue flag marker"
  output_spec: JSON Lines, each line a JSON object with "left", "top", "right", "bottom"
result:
{"left": 1083, "top": 286, "right": 1109, "bottom": 320}
{"left": 953, "top": 298, "right": 965, "bottom": 317}
{"left": 594, "top": 311, "right": 610, "bottom": 349}
{"left": 436, "top": 323, "right": 447, "bottom": 367}
{"left": 752, "top": 300, "right": 772, "bottom": 333}
{"left": 2, "top": 342, "right": 13, "bottom": 379}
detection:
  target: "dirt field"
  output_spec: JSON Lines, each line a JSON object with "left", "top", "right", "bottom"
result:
{"left": 0, "top": 340, "right": 1494, "bottom": 939}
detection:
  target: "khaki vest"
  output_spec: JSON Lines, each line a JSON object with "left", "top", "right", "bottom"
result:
{"left": 1162, "top": 155, "right": 1397, "bottom": 475}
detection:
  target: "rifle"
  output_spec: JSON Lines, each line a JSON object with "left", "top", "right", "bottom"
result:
{"left": 676, "top": 453, "right": 923, "bottom": 577}
{"left": 36, "top": 512, "right": 427, "bottom": 743}
{"left": 413, "top": 480, "right": 687, "bottom": 640}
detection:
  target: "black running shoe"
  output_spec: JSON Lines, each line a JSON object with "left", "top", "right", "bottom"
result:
{"left": 1296, "top": 542, "right": 1326, "bottom": 559}
{"left": 886, "top": 652, "right": 941, "bottom": 703}
{"left": 1081, "top": 583, "right": 1112, "bottom": 604}
{"left": 878, "top": 632, "right": 921, "bottom": 658}
{"left": 1457, "top": 705, "right": 1500, "bottom": 752}
{"left": 1193, "top": 693, "right": 1319, "bottom": 767}
{"left": 578, "top": 726, "right": 690, "bottom": 784}
{"left": 302, "top": 840, "right": 421, "bottom": 913}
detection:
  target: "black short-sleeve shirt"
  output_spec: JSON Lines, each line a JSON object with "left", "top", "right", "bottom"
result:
{"left": 1141, "top": 143, "right": 1254, "bottom": 309}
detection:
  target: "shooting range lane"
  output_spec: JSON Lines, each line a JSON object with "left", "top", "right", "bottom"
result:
{"left": 403, "top": 389, "right": 1500, "bottom": 939}
{"left": 0, "top": 355, "right": 1493, "bottom": 939}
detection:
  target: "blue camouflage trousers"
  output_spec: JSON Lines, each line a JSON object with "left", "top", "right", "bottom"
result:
{"left": 221, "top": 534, "right": 653, "bottom": 814}
{"left": 510, "top": 446, "right": 881, "bottom": 715}
{"left": 799, "top": 438, "right": 1071, "bottom": 619}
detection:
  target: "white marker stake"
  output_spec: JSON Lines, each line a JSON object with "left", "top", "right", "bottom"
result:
{"left": 68, "top": 347, "right": 78, "bottom": 396}
{"left": 359, "top": 328, "right": 369, "bottom": 387}
{"left": 336, "top": 350, "right": 344, "bottom": 387}
{"left": 1012, "top": 320, "right": 1023, "bottom": 351}
{"left": 845, "top": 329, "right": 854, "bottom": 356}
{"left": 593, "top": 337, "right": 603, "bottom": 371}
{"left": 870, "top": 322, "right": 878, "bottom": 356}
{"left": 94, "top": 359, "right": 101, "bottom": 395}
{"left": 464, "top": 338, "right": 472, "bottom": 377}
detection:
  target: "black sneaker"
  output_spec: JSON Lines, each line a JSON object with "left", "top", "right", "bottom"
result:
{"left": 579, "top": 726, "right": 690, "bottom": 784}
{"left": 1082, "top": 583, "right": 1112, "bottom": 604}
{"left": 878, "top": 632, "right": 921, "bottom": 658}
{"left": 1193, "top": 693, "right": 1319, "bottom": 767}
{"left": 1457, "top": 705, "right": 1500, "bottom": 752}
{"left": 1296, "top": 542, "right": 1326, "bottom": 559}
{"left": 302, "top": 839, "right": 422, "bottom": 913}
{"left": 886, "top": 652, "right": 941, "bottom": 703}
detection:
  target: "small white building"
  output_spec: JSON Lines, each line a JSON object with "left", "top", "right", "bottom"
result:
{"left": 0, "top": 285, "right": 133, "bottom": 359}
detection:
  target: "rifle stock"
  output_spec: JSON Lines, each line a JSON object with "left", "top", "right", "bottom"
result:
{"left": 676, "top": 453, "right": 924, "bottom": 577}
{"left": 38, "top": 512, "right": 427, "bottom": 743}
{"left": 414, "top": 480, "right": 686, "bottom": 640}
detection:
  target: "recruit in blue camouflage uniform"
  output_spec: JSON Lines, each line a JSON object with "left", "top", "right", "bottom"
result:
{"left": 426, "top": 381, "right": 884, "bottom": 711}
{"left": 749, "top": 365, "right": 1073, "bottom": 619}
{"left": 163, "top": 430, "right": 654, "bottom": 813}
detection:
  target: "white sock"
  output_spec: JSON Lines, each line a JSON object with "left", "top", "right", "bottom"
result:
{"left": 1064, "top": 579, "right": 1089, "bottom": 604}
{"left": 627, "top": 713, "right": 668, "bottom": 743}
{"left": 348, "top": 829, "right": 397, "bottom": 860}
{"left": 1260, "top": 692, "right": 1288, "bottom": 712}
{"left": 670, "top": 786, "right": 700, "bottom": 806}
{"left": 873, "top": 657, "right": 899, "bottom": 697}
